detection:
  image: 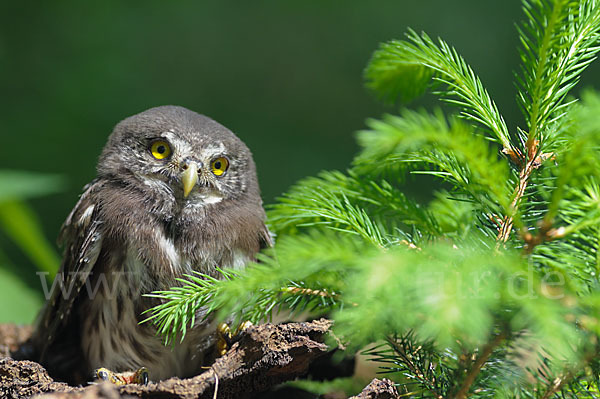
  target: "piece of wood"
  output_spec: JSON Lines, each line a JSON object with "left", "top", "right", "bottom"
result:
{"left": 348, "top": 378, "right": 399, "bottom": 399}
{"left": 0, "top": 319, "right": 333, "bottom": 399}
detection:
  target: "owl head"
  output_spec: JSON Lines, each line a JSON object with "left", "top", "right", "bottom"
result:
{"left": 97, "top": 106, "right": 261, "bottom": 205}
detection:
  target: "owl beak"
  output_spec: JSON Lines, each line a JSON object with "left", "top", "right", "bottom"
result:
{"left": 181, "top": 162, "right": 199, "bottom": 198}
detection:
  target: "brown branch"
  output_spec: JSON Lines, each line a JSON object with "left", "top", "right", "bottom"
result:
{"left": 496, "top": 160, "right": 536, "bottom": 246}
{"left": 0, "top": 319, "right": 333, "bottom": 399}
{"left": 521, "top": 220, "right": 566, "bottom": 254}
{"left": 283, "top": 286, "right": 339, "bottom": 298}
{"left": 453, "top": 331, "right": 506, "bottom": 399}
{"left": 539, "top": 347, "right": 599, "bottom": 399}
{"left": 540, "top": 375, "right": 569, "bottom": 399}
{"left": 496, "top": 139, "right": 552, "bottom": 248}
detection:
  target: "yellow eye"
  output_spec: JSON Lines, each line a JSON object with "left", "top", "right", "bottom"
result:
{"left": 211, "top": 157, "right": 229, "bottom": 176}
{"left": 150, "top": 140, "right": 171, "bottom": 160}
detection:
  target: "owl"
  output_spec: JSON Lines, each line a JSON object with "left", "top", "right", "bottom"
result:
{"left": 31, "top": 106, "right": 272, "bottom": 384}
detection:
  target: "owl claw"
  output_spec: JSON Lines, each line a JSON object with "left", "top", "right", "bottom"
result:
{"left": 216, "top": 320, "right": 254, "bottom": 356}
{"left": 95, "top": 367, "right": 149, "bottom": 385}
{"left": 216, "top": 323, "right": 232, "bottom": 356}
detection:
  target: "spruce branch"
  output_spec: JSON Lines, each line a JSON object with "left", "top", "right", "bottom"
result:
{"left": 545, "top": 91, "right": 600, "bottom": 222}
{"left": 517, "top": 0, "right": 571, "bottom": 147}
{"left": 141, "top": 268, "right": 238, "bottom": 345}
{"left": 453, "top": 331, "right": 507, "bottom": 399}
{"left": 495, "top": 0, "right": 600, "bottom": 246}
{"left": 144, "top": 231, "right": 367, "bottom": 344}
{"left": 539, "top": 347, "right": 600, "bottom": 399}
{"left": 541, "top": 375, "right": 569, "bottom": 399}
{"left": 517, "top": 0, "right": 600, "bottom": 149}
{"left": 269, "top": 170, "right": 436, "bottom": 246}
{"left": 496, "top": 146, "right": 541, "bottom": 246}
{"left": 357, "top": 110, "right": 512, "bottom": 217}
{"left": 271, "top": 185, "right": 389, "bottom": 248}
{"left": 283, "top": 286, "right": 339, "bottom": 299}
{"left": 364, "top": 333, "right": 450, "bottom": 398}
{"left": 526, "top": 93, "right": 600, "bottom": 276}
{"left": 143, "top": 270, "right": 341, "bottom": 346}
{"left": 365, "top": 30, "right": 512, "bottom": 150}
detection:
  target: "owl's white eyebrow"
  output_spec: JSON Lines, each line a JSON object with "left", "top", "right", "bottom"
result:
{"left": 161, "top": 131, "right": 193, "bottom": 154}
{"left": 203, "top": 142, "right": 226, "bottom": 155}
{"left": 161, "top": 131, "right": 177, "bottom": 140}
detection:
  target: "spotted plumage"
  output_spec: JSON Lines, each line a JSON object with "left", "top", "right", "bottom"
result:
{"left": 31, "top": 106, "right": 272, "bottom": 384}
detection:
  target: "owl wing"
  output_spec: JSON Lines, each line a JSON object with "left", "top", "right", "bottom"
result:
{"left": 33, "top": 179, "right": 105, "bottom": 371}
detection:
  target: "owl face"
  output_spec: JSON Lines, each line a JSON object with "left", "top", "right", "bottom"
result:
{"left": 97, "top": 106, "right": 259, "bottom": 205}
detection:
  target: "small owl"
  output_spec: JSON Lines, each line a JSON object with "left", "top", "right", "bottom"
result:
{"left": 31, "top": 106, "right": 272, "bottom": 384}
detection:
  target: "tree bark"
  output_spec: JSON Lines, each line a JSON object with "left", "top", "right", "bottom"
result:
{"left": 0, "top": 319, "right": 332, "bottom": 399}
{"left": 348, "top": 378, "right": 399, "bottom": 399}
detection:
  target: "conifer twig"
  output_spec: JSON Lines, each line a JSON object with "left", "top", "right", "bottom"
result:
{"left": 521, "top": 220, "right": 566, "bottom": 253}
{"left": 496, "top": 140, "right": 543, "bottom": 247}
{"left": 453, "top": 331, "right": 506, "bottom": 399}
{"left": 283, "top": 286, "right": 338, "bottom": 298}
{"left": 400, "top": 239, "right": 421, "bottom": 250}
{"left": 386, "top": 337, "right": 444, "bottom": 398}
{"left": 539, "top": 347, "right": 599, "bottom": 399}
{"left": 541, "top": 375, "right": 568, "bottom": 399}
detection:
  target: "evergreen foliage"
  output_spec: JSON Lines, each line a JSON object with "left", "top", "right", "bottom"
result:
{"left": 146, "top": 0, "right": 600, "bottom": 396}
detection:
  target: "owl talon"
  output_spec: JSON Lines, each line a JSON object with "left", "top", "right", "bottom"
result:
{"left": 217, "top": 322, "right": 232, "bottom": 356}
{"left": 216, "top": 320, "right": 254, "bottom": 356}
{"left": 95, "top": 367, "right": 149, "bottom": 385}
{"left": 237, "top": 320, "right": 254, "bottom": 334}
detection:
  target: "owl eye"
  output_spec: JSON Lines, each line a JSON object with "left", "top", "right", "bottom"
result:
{"left": 150, "top": 140, "right": 172, "bottom": 160}
{"left": 211, "top": 157, "right": 229, "bottom": 176}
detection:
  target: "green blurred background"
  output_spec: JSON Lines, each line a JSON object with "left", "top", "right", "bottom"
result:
{"left": 1, "top": 1, "right": 598, "bottom": 323}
